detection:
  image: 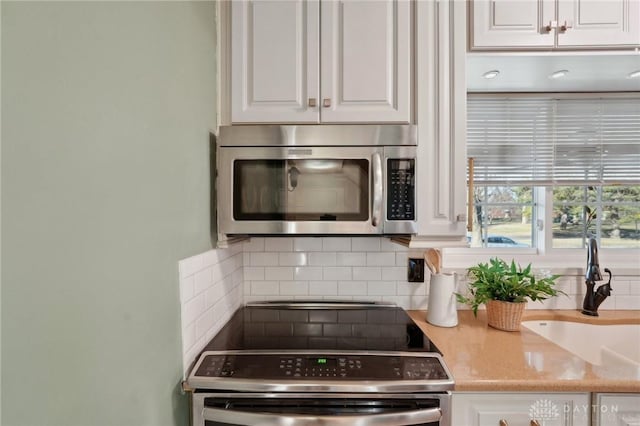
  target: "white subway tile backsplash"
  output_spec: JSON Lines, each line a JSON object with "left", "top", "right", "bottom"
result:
{"left": 182, "top": 322, "right": 196, "bottom": 353}
{"left": 179, "top": 248, "right": 244, "bottom": 376}
{"left": 249, "top": 252, "right": 279, "bottom": 266}
{"left": 309, "top": 281, "right": 338, "bottom": 295}
{"left": 205, "top": 283, "right": 224, "bottom": 309}
{"left": 293, "top": 237, "right": 323, "bottom": 252}
{"left": 265, "top": 267, "right": 294, "bottom": 281}
{"left": 280, "top": 281, "right": 309, "bottom": 296}
{"left": 337, "top": 252, "right": 367, "bottom": 267}
{"left": 395, "top": 252, "right": 409, "bottom": 267}
{"left": 279, "top": 252, "right": 308, "bottom": 266}
{"left": 382, "top": 267, "right": 406, "bottom": 281}
{"left": 614, "top": 295, "right": 640, "bottom": 310}
{"left": 612, "top": 280, "right": 631, "bottom": 295}
{"left": 243, "top": 238, "right": 265, "bottom": 252}
{"left": 366, "top": 252, "right": 396, "bottom": 266}
{"left": 294, "top": 266, "right": 324, "bottom": 281}
{"left": 352, "top": 237, "right": 380, "bottom": 252}
{"left": 180, "top": 275, "right": 195, "bottom": 303}
{"left": 338, "top": 281, "right": 367, "bottom": 296}
{"left": 194, "top": 267, "right": 212, "bottom": 294}
{"left": 353, "top": 267, "right": 381, "bottom": 281}
{"left": 309, "top": 252, "right": 337, "bottom": 266}
{"left": 244, "top": 267, "right": 265, "bottom": 281}
{"left": 367, "top": 281, "right": 396, "bottom": 296}
{"left": 265, "top": 237, "right": 293, "bottom": 252}
{"left": 195, "top": 307, "right": 215, "bottom": 340}
{"left": 322, "top": 237, "right": 351, "bottom": 252}
{"left": 323, "top": 267, "right": 352, "bottom": 281}
{"left": 397, "top": 281, "right": 427, "bottom": 296}
{"left": 251, "top": 280, "right": 279, "bottom": 295}
{"left": 183, "top": 293, "right": 205, "bottom": 327}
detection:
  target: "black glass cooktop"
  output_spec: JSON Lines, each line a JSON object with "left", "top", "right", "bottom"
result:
{"left": 201, "top": 302, "right": 440, "bottom": 354}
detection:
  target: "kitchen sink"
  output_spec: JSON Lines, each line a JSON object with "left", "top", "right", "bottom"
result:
{"left": 522, "top": 320, "right": 640, "bottom": 377}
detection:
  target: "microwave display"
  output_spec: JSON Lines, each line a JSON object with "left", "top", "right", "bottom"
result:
{"left": 387, "top": 159, "right": 415, "bottom": 221}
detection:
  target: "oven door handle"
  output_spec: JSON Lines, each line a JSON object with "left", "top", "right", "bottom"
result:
{"left": 371, "top": 152, "right": 383, "bottom": 228}
{"left": 202, "top": 406, "right": 441, "bottom": 425}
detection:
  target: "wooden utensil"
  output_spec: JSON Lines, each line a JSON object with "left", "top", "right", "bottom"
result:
{"left": 433, "top": 248, "right": 442, "bottom": 274}
{"left": 424, "top": 249, "right": 439, "bottom": 275}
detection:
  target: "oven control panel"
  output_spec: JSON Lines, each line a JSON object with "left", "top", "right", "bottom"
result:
{"left": 194, "top": 353, "right": 448, "bottom": 381}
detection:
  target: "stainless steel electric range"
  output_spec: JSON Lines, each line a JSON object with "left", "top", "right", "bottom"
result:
{"left": 187, "top": 301, "right": 454, "bottom": 426}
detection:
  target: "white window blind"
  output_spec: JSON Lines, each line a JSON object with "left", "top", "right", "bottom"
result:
{"left": 467, "top": 96, "right": 640, "bottom": 185}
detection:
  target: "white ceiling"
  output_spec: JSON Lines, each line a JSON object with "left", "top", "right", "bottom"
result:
{"left": 467, "top": 52, "right": 640, "bottom": 92}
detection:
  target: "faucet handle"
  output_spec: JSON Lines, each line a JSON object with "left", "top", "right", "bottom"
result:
{"left": 604, "top": 268, "right": 612, "bottom": 286}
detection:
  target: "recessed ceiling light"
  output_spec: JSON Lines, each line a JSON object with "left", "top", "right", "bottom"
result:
{"left": 483, "top": 70, "right": 500, "bottom": 79}
{"left": 628, "top": 70, "right": 640, "bottom": 79}
{"left": 549, "top": 70, "right": 569, "bottom": 79}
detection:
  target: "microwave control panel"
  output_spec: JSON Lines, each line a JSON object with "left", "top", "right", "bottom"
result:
{"left": 387, "top": 159, "right": 415, "bottom": 221}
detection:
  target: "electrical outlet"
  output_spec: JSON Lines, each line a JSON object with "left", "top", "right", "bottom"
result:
{"left": 408, "top": 258, "right": 425, "bottom": 282}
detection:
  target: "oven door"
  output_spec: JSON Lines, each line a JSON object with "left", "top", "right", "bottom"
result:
{"left": 218, "top": 146, "right": 385, "bottom": 235}
{"left": 193, "top": 393, "right": 450, "bottom": 426}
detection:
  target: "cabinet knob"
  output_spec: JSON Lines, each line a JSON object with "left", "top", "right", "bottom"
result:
{"left": 559, "top": 20, "right": 572, "bottom": 33}
{"left": 323, "top": 98, "right": 331, "bottom": 108}
{"left": 499, "top": 420, "right": 508, "bottom": 426}
{"left": 530, "top": 420, "right": 541, "bottom": 426}
{"left": 543, "top": 20, "right": 557, "bottom": 33}
{"left": 308, "top": 98, "right": 317, "bottom": 108}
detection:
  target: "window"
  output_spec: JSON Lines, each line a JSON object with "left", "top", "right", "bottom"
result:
{"left": 469, "top": 186, "right": 534, "bottom": 248}
{"left": 553, "top": 185, "right": 640, "bottom": 249}
{"left": 467, "top": 95, "right": 640, "bottom": 250}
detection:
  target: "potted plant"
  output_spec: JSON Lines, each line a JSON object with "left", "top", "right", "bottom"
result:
{"left": 456, "top": 258, "right": 563, "bottom": 331}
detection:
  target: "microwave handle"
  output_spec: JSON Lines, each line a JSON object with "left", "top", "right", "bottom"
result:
{"left": 203, "top": 406, "right": 441, "bottom": 425}
{"left": 372, "top": 152, "right": 383, "bottom": 228}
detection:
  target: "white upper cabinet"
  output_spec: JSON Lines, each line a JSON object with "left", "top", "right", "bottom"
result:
{"left": 231, "top": 0, "right": 319, "bottom": 123}
{"left": 470, "top": 0, "right": 640, "bottom": 50}
{"left": 231, "top": 0, "right": 411, "bottom": 124}
{"left": 320, "top": 1, "right": 411, "bottom": 123}
{"left": 558, "top": 0, "right": 640, "bottom": 47}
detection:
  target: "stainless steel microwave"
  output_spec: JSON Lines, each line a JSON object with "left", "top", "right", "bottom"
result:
{"left": 216, "top": 125, "right": 417, "bottom": 236}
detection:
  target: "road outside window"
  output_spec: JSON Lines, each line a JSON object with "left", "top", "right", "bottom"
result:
{"left": 468, "top": 186, "right": 534, "bottom": 248}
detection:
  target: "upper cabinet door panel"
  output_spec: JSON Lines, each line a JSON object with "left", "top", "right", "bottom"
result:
{"left": 471, "top": 0, "right": 556, "bottom": 48}
{"left": 557, "top": 0, "right": 640, "bottom": 47}
{"left": 320, "top": 0, "right": 411, "bottom": 123}
{"left": 232, "top": 0, "right": 319, "bottom": 123}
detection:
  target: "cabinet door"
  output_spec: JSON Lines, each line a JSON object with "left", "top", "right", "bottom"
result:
{"left": 320, "top": 0, "right": 411, "bottom": 123}
{"left": 595, "top": 393, "right": 640, "bottom": 426}
{"left": 452, "top": 393, "right": 591, "bottom": 426}
{"left": 557, "top": 0, "right": 640, "bottom": 47}
{"left": 231, "top": 0, "right": 319, "bottom": 123}
{"left": 470, "top": 0, "right": 556, "bottom": 49}
{"left": 411, "top": 0, "right": 467, "bottom": 247}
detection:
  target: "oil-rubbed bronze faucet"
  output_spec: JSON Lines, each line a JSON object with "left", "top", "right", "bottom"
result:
{"left": 581, "top": 238, "right": 613, "bottom": 316}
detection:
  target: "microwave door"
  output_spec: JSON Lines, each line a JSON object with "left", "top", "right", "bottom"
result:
{"left": 218, "top": 147, "right": 383, "bottom": 235}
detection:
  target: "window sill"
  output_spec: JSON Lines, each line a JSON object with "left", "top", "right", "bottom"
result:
{"left": 442, "top": 247, "right": 640, "bottom": 277}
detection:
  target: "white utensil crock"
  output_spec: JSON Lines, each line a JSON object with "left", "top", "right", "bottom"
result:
{"left": 427, "top": 273, "right": 458, "bottom": 327}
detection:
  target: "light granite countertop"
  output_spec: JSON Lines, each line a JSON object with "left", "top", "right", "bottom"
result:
{"left": 408, "top": 310, "right": 640, "bottom": 392}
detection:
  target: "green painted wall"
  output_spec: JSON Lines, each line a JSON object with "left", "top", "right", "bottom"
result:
{"left": 1, "top": 2, "right": 216, "bottom": 425}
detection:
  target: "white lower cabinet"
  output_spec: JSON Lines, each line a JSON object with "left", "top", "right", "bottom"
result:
{"left": 594, "top": 393, "right": 640, "bottom": 426}
{"left": 452, "top": 392, "right": 590, "bottom": 426}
